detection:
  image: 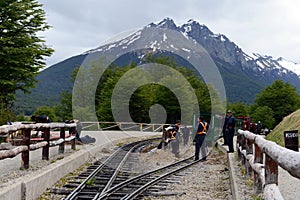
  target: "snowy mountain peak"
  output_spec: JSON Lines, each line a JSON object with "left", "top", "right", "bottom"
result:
{"left": 149, "top": 17, "right": 178, "bottom": 30}
{"left": 187, "top": 19, "right": 199, "bottom": 25}
{"left": 83, "top": 17, "right": 300, "bottom": 80}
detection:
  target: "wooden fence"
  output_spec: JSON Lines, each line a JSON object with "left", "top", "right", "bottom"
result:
{"left": 237, "top": 129, "right": 300, "bottom": 200}
{"left": 81, "top": 121, "right": 169, "bottom": 132}
{"left": 0, "top": 122, "right": 77, "bottom": 169}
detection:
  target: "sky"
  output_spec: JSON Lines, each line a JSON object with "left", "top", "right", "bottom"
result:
{"left": 37, "top": 0, "right": 300, "bottom": 67}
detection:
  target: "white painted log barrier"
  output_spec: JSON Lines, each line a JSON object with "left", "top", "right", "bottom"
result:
{"left": 0, "top": 122, "right": 77, "bottom": 169}
{"left": 0, "top": 123, "right": 76, "bottom": 135}
{"left": 237, "top": 129, "right": 300, "bottom": 200}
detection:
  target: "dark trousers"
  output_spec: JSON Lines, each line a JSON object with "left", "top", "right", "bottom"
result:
{"left": 227, "top": 128, "right": 235, "bottom": 152}
{"left": 223, "top": 129, "right": 228, "bottom": 144}
{"left": 171, "top": 140, "right": 179, "bottom": 157}
{"left": 194, "top": 134, "right": 206, "bottom": 160}
{"left": 183, "top": 135, "right": 189, "bottom": 145}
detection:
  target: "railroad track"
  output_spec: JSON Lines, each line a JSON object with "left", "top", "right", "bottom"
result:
{"left": 50, "top": 138, "right": 202, "bottom": 200}
{"left": 97, "top": 155, "right": 197, "bottom": 200}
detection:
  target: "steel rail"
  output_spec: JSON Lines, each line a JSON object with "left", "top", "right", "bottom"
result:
{"left": 99, "top": 143, "right": 142, "bottom": 196}
{"left": 95, "top": 155, "right": 195, "bottom": 199}
{"left": 65, "top": 138, "right": 159, "bottom": 200}
{"left": 122, "top": 158, "right": 199, "bottom": 199}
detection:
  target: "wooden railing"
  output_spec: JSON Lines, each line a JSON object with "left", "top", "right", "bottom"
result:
{"left": 237, "top": 129, "right": 300, "bottom": 200}
{"left": 81, "top": 121, "right": 170, "bottom": 132}
{"left": 0, "top": 123, "right": 77, "bottom": 169}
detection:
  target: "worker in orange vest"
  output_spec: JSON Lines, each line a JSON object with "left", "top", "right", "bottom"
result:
{"left": 193, "top": 116, "right": 209, "bottom": 161}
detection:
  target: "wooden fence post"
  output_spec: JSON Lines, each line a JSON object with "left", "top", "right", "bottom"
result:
{"left": 254, "top": 143, "right": 263, "bottom": 194}
{"left": 265, "top": 154, "right": 278, "bottom": 185}
{"left": 70, "top": 127, "right": 76, "bottom": 150}
{"left": 21, "top": 128, "right": 31, "bottom": 169}
{"left": 241, "top": 135, "right": 247, "bottom": 165}
{"left": 246, "top": 139, "right": 253, "bottom": 175}
{"left": 42, "top": 128, "right": 50, "bottom": 160}
{"left": 237, "top": 134, "right": 242, "bottom": 159}
{"left": 59, "top": 127, "right": 65, "bottom": 154}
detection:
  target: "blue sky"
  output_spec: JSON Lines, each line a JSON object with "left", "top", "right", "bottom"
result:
{"left": 37, "top": 0, "right": 300, "bottom": 66}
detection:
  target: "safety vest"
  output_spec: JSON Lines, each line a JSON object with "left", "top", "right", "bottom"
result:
{"left": 197, "top": 122, "right": 207, "bottom": 134}
{"left": 170, "top": 131, "right": 176, "bottom": 140}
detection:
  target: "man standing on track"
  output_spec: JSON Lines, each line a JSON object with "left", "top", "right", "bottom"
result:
{"left": 194, "top": 116, "right": 208, "bottom": 161}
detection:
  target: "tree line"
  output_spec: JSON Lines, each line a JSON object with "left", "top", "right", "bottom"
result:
{"left": 27, "top": 56, "right": 300, "bottom": 131}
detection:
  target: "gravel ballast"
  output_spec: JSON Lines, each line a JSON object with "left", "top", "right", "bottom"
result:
{"left": 0, "top": 138, "right": 257, "bottom": 200}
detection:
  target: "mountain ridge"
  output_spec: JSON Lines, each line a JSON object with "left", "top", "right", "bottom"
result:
{"left": 14, "top": 18, "right": 300, "bottom": 114}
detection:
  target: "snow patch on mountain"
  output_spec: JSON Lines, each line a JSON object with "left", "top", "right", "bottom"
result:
{"left": 83, "top": 29, "right": 142, "bottom": 54}
{"left": 277, "top": 57, "right": 300, "bottom": 76}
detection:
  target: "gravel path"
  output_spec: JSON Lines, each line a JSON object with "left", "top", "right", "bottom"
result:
{"left": 144, "top": 147, "right": 233, "bottom": 200}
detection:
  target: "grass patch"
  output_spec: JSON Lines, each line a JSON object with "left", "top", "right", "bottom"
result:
{"left": 246, "top": 178, "right": 253, "bottom": 187}
{"left": 252, "top": 194, "right": 263, "bottom": 200}
{"left": 57, "top": 156, "right": 64, "bottom": 160}
{"left": 267, "top": 109, "right": 300, "bottom": 146}
{"left": 86, "top": 177, "right": 95, "bottom": 186}
{"left": 116, "top": 142, "right": 125, "bottom": 147}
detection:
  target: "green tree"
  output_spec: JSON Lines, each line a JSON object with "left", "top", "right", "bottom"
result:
{"left": 0, "top": 0, "right": 53, "bottom": 123}
{"left": 96, "top": 66, "right": 134, "bottom": 122}
{"left": 34, "top": 106, "right": 57, "bottom": 122}
{"left": 255, "top": 80, "right": 300, "bottom": 126}
{"left": 227, "top": 102, "right": 248, "bottom": 117}
{"left": 55, "top": 91, "right": 73, "bottom": 122}
{"left": 0, "top": 102, "right": 14, "bottom": 123}
{"left": 250, "top": 106, "right": 275, "bottom": 129}
{"left": 95, "top": 60, "right": 214, "bottom": 124}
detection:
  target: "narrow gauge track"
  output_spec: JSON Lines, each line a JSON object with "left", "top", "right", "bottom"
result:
{"left": 95, "top": 155, "right": 197, "bottom": 200}
{"left": 64, "top": 138, "right": 159, "bottom": 200}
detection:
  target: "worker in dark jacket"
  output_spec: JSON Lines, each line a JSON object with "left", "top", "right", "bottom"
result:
{"left": 225, "top": 110, "right": 235, "bottom": 153}
{"left": 194, "top": 116, "right": 209, "bottom": 161}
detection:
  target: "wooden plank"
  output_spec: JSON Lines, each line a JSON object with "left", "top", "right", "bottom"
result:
{"left": 42, "top": 128, "right": 50, "bottom": 160}
{"left": 265, "top": 154, "right": 278, "bottom": 185}
{"left": 21, "top": 128, "right": 31, "bottom": 169}
{"left": 254, "top": 143, "right": 263, "bottom": 194}
{"left": 59, "top": 128, "right": 65, "bottom": 154}
{"left": 0, "top": 146, "right": 28, "bottom": 159}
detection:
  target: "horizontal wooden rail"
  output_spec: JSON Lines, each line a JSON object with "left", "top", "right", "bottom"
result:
{"left": 0, "top": 122, "right": 77, "bottom": 169}
{"left": 237, "top": 129, "right": 300, "bottom": 200}
{"left": 81, "top": 121, "right": 172, "bottom": 132}
{"left": 0, "top": 122, "right": 76, "bottom": 136}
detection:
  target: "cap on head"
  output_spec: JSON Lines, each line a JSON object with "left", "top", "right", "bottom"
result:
{"left": 227, "top": 110, "right": 232, "bottom": 113}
